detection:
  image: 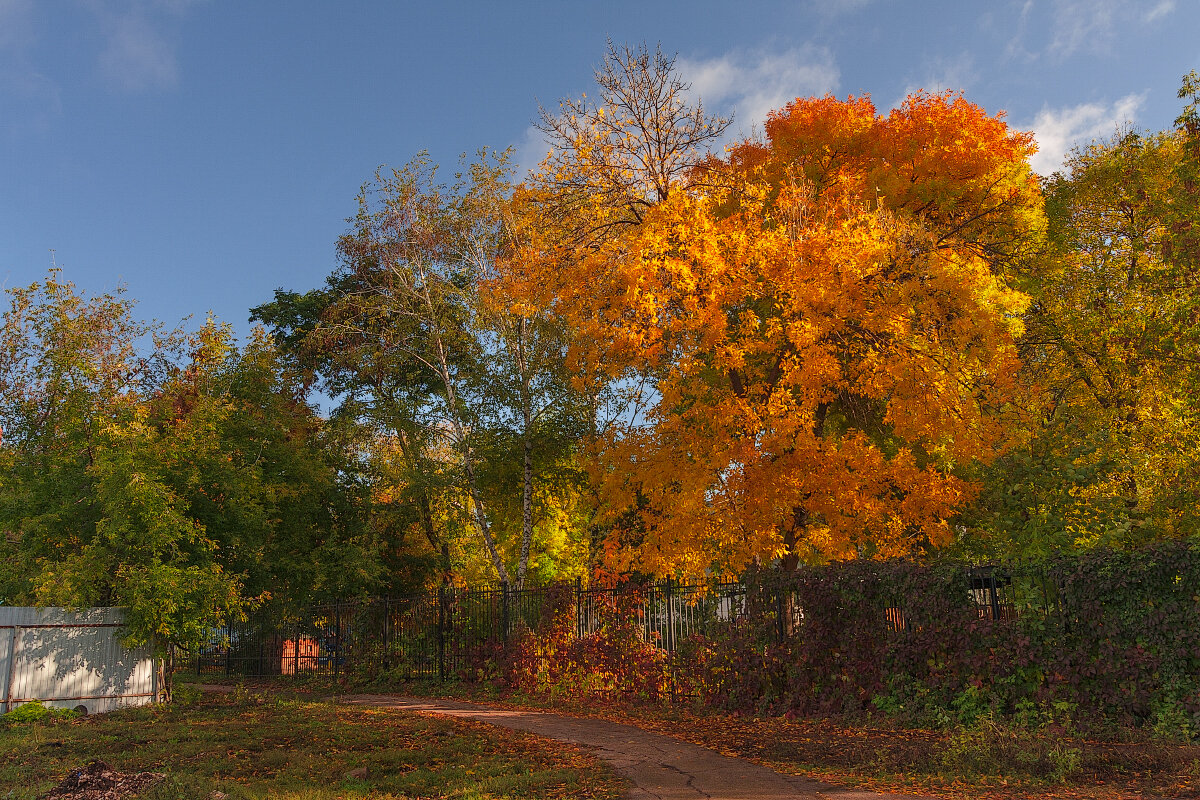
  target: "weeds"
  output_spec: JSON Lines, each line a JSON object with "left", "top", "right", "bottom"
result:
{"left": 940, "top": 716, "right": 1082, "bottom": 783}
{"left": 1, "top": 701, "right": 78, "bottom": 726}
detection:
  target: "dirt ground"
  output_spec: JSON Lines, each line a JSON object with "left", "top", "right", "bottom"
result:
{"left": 40, "top": 761, "right": 164, "bottom": 800}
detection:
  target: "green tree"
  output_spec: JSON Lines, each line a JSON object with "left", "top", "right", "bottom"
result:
{"left": 0, "top": 273, "right": 378, "bottom": 649}
{"left": 963, "top": 82, "right": 1200, "bottom": 557}
{"left": 0, "top": 273, "right": 241, "bottom": 648}
{"left": 256, "top": 152, "right": 594, "bottom": 588}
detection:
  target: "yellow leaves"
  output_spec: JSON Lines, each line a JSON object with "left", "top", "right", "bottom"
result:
{"left": 523, "top": 89, "right": 1046, "bottom": 578}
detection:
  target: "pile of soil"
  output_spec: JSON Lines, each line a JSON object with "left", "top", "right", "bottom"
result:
{"left": 41, "top": 760, "right": 165, "bottom": 800}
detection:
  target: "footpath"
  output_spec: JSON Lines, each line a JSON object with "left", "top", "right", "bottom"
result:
{"left": 333, "top": 694, "right": 922, "bottom": 800}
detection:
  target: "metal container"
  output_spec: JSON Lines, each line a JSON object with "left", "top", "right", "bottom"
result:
{"left": 0, "top": 607, "right": 159, "bottom": 715}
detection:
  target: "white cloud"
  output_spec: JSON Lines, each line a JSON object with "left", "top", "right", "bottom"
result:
{"left": 1144, "top": 0, "right": 1175, "bottom": 22}
{"left": 83, "top": 0, "right": 199, "bottom": 93}
{"left": 1026, "top": 92, "right": 1144, "bottom": 175}
{"left": 96, "top": 11, "right": 178, "bottom": 91}
{"left": 513, "top": 124, "right": 552, "bottom": 181}
{"left": 677, "top": 46, "right": 840, "bottom": 139}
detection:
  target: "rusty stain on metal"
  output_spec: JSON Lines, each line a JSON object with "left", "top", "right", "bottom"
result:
{"left": 5, "top": 627, "right": 19, "bottom": 714}
{"left": 0, "top": 623, "right": 125, "bottom": 629}
{"left": 7, "top": 691, "right": 156, "bottom": 703}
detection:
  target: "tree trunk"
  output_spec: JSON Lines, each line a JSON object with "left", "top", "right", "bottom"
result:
{"left": 428, "top": 305, "right": 510, "bottom": 586}
{"left": 517, "top": 435, "right": 533, "bottom": 589}
{"left": 514, "top": 315, "right": 535, "bottom": 590}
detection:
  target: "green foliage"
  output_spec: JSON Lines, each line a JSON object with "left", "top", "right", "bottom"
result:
{"left": 965, "top": 77, "right": 1200, "bottom": 559}
{"left": 2, "top": 701, "right": 78, "bottom": 725}
{"left": 449, "top": 543, "right": 1200, "bottom": 737}
{"left": 939, "top": 717, "right": 1082, "bottom": 783}
{"left": 0, "top": 274, "right": 380, "bottom": 651}
{"left": 170, "top": 682, "right": 203, "bottom": 707}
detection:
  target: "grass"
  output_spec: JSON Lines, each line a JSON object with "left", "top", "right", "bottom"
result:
{"left": 0, "top": 686, "right": 624, "bottom": 800}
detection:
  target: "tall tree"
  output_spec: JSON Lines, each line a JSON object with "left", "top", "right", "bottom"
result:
{"left": 964, "top": 104, "right": 1200, "bottom": 557}
{"left": 533, "top": 93, "right": 1044, "bottom": 577}
{"left": 253, "top": 275, "right": 457, "bottom": 588}
{"left": 258, "top": 152, "right": 592, "bottom": 588}
{"left": 513, "top": 41, "right": 734, "bottom": 466}
{"left": 326, "top": 155, "right": 514, "bottom": 582}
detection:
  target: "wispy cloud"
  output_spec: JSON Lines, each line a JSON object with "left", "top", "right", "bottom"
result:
{"left": 677, "top": 45, "right": 840, "bottom": 138}
{"left": 808, "top": 0, "right": 874, "bottom": 15}
{"left": 1026, "top": 92, "right": 1144, "bottom": 175}
{"left": 513, "top": 124, "right": 551, "bottom": 180}
{"left": 1048, "top": 0, "right": 1119, "bottom": 57}
{"left": 0, "top": 0, "right": 34, "bottom": 52}
{"left": 0, "top": 70, "right": 62, "bottom": 132}
{"left": 0, "top": 0, "right": 62, "bottom": 137}
{"left": 1009, "top": 0, "right": 1179, "bottom": 60}
{"left": 85, "top": 0, "right": 199, "bottom": 93}
{"left": 1144, "top": 0, "right": 1175, "bottom": 22}
{"left": 97, "top": 12, "right": 178, "bottom": 91}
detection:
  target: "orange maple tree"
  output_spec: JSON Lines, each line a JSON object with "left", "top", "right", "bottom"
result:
{"left": 522, "top": 92, "right": 1044, "bottom": 577}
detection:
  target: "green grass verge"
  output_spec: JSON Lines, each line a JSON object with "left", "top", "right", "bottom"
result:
{"left": 0, "top": 688, "right": 623, "bottom": 799}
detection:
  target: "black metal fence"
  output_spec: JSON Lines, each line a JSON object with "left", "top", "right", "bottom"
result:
{"left": 193, "top": 565, "right": 1052, "bottom": 682}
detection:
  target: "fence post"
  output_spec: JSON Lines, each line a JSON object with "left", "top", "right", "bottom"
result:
{"left": 293, "top": 619, "right": 300, "bottom": 677}
{"left": 776, "top": 580, "right": 786, "bottom": 645}
{"left": 575, "top": 576, "right": 583, "bottom": 640}
{"left": 333, "top": 600, "right": 341, "bottom": 678}
{"left": 437, "top": 585, "right": 447, "bottom": 682}
{"left": 665, "top": 577, "right": 675, "bottom": 653}
{"left": 382, "top": 598, "right": 389, "bottom": 671}
{"left": 665, "top": 577, "right": 676, "bottom": 704}
{"left": 989, "top": 571, "right": 1001, "bottom": 621}
{"left": 501, "top": 580, "right": 510, "bottom": 645}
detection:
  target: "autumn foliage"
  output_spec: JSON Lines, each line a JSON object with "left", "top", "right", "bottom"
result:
{"left": 523, "top": 92, "right": 1043, "bottom": 577}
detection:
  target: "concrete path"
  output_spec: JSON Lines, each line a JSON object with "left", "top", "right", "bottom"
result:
{"left": 335, "top": 694, "right": 921, "bottom": 800}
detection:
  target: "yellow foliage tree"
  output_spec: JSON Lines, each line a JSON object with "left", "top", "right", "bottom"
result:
{"left": 971, "top": 124, "right": 1200, "bottom": 555}
{"left": 530, "top": 92, "right": 1045, "bottom": 577}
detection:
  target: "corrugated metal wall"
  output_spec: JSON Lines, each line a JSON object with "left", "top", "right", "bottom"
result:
{"left": 0, "top": 607, "right": 158, "bottom": 715}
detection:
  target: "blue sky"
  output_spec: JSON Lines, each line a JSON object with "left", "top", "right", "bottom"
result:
{"left": 2, "top": 1, "right": 1197, "bottom": 339}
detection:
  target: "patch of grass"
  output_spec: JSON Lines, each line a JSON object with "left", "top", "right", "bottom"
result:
{"left": 0, "top": 689, "right": 623, "bottom": 800}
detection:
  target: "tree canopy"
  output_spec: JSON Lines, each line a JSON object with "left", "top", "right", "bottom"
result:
{"left": 0, "top": 274, "right": 378, "bottom": 649}
{"left": 520, "top": 91, "right": 1043, "bottom": 577}
{"left": 8, "top": 49, "right": 1200, "bottom": 629}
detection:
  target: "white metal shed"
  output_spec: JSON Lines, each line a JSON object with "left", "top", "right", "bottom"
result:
{"left": 0, "top": 607, "right": 159, "bottom": 715}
